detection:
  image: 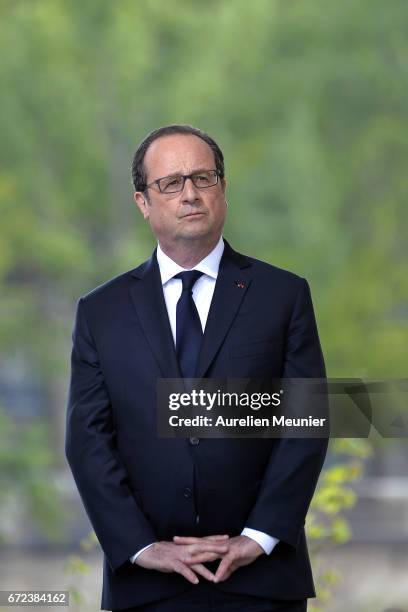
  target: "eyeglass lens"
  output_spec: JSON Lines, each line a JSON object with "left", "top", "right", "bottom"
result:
{"left": 159, "top": 170, "right": 218, "bottom": 193}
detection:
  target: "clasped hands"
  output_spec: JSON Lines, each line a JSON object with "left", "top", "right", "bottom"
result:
{"left": 135, "top": 534, "right": 264, "bottom": 584}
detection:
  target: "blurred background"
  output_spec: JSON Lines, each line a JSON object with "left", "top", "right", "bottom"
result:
{"left": 0, "top": 1, "right": 407, "bottom": 611}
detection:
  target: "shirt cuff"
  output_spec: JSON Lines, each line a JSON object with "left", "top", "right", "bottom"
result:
{"left": 130, "top": 542, "right": 156, "bottom": 564}
{"left": 241, "top": 527, "right": 279, "bottom": 555}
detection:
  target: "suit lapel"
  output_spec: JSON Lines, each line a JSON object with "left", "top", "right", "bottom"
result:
{"left": 196, "top": 242, "right": 252, "bottom": 378}
{"left": 129, "top": 250, "right": 181, "bottom": 378}
{"left": 128, "top": 242, "right": 253, "bottom": 380}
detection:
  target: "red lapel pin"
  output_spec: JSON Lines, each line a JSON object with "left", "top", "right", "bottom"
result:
{"left": 235, "top": 281, "right": 246, "bottom": 289}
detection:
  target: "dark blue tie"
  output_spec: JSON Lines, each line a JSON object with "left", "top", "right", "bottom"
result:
{"left": 175, "top": 270, "right": 204, "bottom": 378}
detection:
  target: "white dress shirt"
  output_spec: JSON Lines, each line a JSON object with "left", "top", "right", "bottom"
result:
{"left": 130, "top": 237, "right": 279, "bottom": 563}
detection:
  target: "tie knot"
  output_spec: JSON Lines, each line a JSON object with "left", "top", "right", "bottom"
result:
{"left": 175, "top": 270, "right": 203, "bottom": 291}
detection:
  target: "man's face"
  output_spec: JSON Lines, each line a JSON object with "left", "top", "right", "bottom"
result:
{"left": 134, "top": 134, "right": 227, "bottom": 248}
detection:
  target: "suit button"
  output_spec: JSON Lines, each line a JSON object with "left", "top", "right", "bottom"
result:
{"left": 183, "top": 487, "right": 192, "bottom": 499}
{"left": 189, "top": 437, "right": 200, "bottom": 446}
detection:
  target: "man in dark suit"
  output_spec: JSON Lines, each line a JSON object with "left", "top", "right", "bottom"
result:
{"left": 65, "top": 124, "right": 328, "bottom": 611}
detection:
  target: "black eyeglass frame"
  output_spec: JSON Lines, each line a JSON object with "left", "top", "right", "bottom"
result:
{"left": 143, "top": 169, "right": 220, "bottom": 194}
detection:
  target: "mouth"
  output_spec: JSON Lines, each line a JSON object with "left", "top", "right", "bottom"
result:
{"left": 181, "top": 211, "right": 206, "bottom": 219}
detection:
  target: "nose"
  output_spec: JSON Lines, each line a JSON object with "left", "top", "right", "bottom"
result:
{"left": 181, "top": 176, "right": 200, "bottom": 203}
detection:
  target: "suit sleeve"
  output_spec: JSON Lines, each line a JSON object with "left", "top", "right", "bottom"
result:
{"left": 65, "top": 298, "right": 156, "bottom": 572}
{"left": 246, "top": 278, "right": 329, "bottom": 549}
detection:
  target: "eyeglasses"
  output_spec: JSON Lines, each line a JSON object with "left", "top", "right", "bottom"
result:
{"left": 144, "top": 169, "right": 219, "bottom": 194}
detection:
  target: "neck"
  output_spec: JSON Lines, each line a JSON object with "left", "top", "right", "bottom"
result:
{"left": 158, "top": 236, "right": 220, "bottom": 269}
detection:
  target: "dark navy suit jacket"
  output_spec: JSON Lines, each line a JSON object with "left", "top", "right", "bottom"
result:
{"left": 65, "top": 241, "right": 328, "bottom": 611}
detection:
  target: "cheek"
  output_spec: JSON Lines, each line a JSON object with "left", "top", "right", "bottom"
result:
{"left": 150, "top": 208, "right": 175, "bottom": 230}
{"left": 209, "top": 200, "right": 227, "bottom": 222}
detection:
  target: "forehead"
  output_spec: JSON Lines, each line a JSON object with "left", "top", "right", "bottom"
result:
{"left": 144, "top": 134, "right": 215, "bottom": 179}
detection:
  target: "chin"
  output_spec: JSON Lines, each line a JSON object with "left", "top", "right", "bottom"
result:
{"left": 179, "top": 223, "right": 210, "bottom": 237}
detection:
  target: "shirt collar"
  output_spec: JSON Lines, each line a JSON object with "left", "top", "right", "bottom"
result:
{"left": 156, "top": 236, "right": 225, "bottom": 286}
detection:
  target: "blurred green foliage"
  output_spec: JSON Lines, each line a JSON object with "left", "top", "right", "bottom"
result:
{"left": 0, "top": 407, "right": 67, "bottom": 543}
{"left": 65, "top": 531, "right": 97, "bottom": 612}
{"left": 307, "top": 438, "right": 373, "bottom": 611}
{"left": 0, "top": 0, "right": 406, "bottom": 379}
{"left": 0, "top": 1, "right": 407, "bottom": 609}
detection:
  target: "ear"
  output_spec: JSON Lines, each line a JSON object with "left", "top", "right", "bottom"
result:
{"left": 134, "top": 191, "right": 150, "bottom": 219}
{"left": 221, "top": 178, "right": 228, "bottom": 207}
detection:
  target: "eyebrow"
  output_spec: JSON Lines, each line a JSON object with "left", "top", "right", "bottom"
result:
{"left": 159, "top": 167, "right": 213, "bottom": 178}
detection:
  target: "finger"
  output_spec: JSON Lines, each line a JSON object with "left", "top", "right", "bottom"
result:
{"left": 173, "top": 536, "right": 200, "bottom": 543}
{"left": 172, "top": 560, "right": 199, "bottom": 585}
{"left": 172, "top": 540, "right": 229, "bottom": 560}
{"left": 215, "top": 567, "right": 232, "bottom": 583}
{"left": 191, "top": 563, "right": 215, "bottom": 582}
{"left": 183, "top": 550, "right": 227, "bottom": 565}
{"left": 188, "top": 543, "right": 229, "bottom": 555}
{"left": 193, "top": 551, "right": 226, "bottom": 563}
{"left": 214, "top": 555, "right": 233, "bottom": 583}
{"left": 173, "top": 535, "right": 229, "bottom": 544}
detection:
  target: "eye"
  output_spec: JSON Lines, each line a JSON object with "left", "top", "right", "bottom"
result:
{"left": 194, "top": 173, "right": 210, "bottom": 184}
{"left": 161, "top": 175, "right": 183, "bottom": 190}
